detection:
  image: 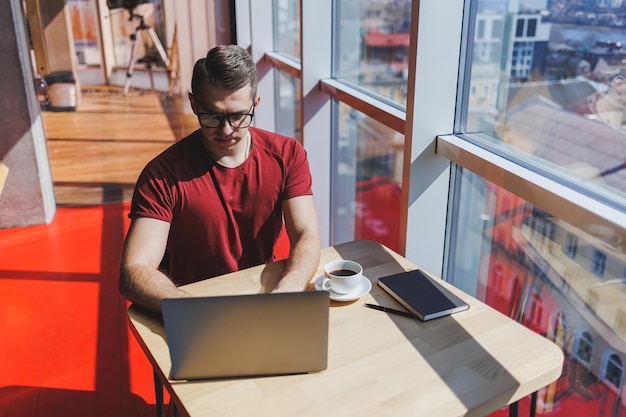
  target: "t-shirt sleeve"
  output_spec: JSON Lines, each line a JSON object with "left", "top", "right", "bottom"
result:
{"left": 282, "top": 140, "right": 313, "bottom": 200}
{"left": 130, "top": 163, "right": 177, "bottom": 223}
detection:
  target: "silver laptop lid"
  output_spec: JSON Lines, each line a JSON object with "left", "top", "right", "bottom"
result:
{"left": 161, "top": 291, "right": 329, "bottom": 380}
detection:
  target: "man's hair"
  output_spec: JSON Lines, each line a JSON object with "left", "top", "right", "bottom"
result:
{"left": 191, "top": 45, "right": 257, "bottom": 97}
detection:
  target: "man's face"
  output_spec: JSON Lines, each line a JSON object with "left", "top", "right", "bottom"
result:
{"left": 189, "top": 84, "right": 259, "bottom": 154}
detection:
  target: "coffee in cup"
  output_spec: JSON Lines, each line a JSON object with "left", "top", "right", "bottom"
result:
{"left": 321, "top": 260, "right": 363, "bottom": 294}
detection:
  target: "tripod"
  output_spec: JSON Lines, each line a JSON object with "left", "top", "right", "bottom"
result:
{"left": 123, "top": 10, "right": 170, "bottom": 94}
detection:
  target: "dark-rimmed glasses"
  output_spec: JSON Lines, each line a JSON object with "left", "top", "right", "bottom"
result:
{"left": 193, "top": 103, "right": 255, "bottom": 129}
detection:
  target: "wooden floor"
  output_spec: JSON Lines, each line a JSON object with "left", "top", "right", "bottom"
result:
{"left": 43, "top": 86, "right": 197, "bottom": 206}
{"left": 0, "top": 87, "right": 197, "bottom": 417}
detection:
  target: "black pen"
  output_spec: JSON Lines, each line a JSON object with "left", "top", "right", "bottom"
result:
{"left": 364, "top": 303, "right": 417, "bottom": 319}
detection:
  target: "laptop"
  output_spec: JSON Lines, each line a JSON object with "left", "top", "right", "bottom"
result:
{"left": 161, "top": 291, "right": 330, "bottom": 380}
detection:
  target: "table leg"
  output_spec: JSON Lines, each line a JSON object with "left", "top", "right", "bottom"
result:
{"left": 508, "top": 391, "right": 538, "bottom": 417}
{"left": 530, "top": 391, "right": 537, "bottom": 417}
{"left": 154, "top": 369, "right": 165, "bottom": 417}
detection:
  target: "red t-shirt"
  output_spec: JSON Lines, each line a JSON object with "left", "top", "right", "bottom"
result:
{"left": 130, "top": 127, "right": 313, "bottom": 285}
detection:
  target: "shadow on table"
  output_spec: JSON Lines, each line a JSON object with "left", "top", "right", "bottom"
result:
{"left": 333, "top": 239, "right": 522, "bottom": 414}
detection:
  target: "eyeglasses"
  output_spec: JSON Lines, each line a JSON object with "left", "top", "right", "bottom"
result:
{"left": 194, "top": 103, "right": 255, "bottom": 129}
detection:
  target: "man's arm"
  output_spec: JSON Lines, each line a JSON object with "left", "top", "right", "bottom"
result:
{"left": 272, "top": 195, "right": 321, "bottom": 292}
{"left": 119, "top": 217, "right": 189, "bottom": 312}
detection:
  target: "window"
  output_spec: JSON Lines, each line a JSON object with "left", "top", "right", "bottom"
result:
{"left": 477, "top": 19, "right": 485, "bottom": 39}
{"left": 462, "top": 1, "right": 626, "bottom": 207}
{"left": 591, "top": 250, "right": 607, "bottom": 277}
{"left": 273, "top": 0, "right": 300, "bottom": 61}
{"left": 244, "top": 2, "right": 626, "bottom": 415}
{"left": 442, "top": 2, "right": 626, "bottom": 414}
{"left": 332, "top": 103, "right": 403, "bottom": 252}
{"left": 564, "top": 233, "right": 577, "bottom": 258}
{"left": 600, "top": 351, "right": 623, "bottom": 389}
{"left": 491, "top": 18, "right": 504, "bottom": 40}
{"left": 334, "top": 0, "right": 412, "bottom": 108}
{"left": 68, "top": 0, "right": 100, "bottom": 66}
{"left": 275, "top": 69, "right": 301, "bottom": 142}
{"left": 526, "top": 18, "right": 537, "bottom": 37}
{"left": 447, "top": 0, "right": 626, "bottom": 279}
{"left": 445, "top": 166, "right": 622, "bottom": 292}
{"left": 320, "top": 0, "right": 410, "bottom": 251}
{"left": 574, "top": 330, "right": 593, "bottom": 364}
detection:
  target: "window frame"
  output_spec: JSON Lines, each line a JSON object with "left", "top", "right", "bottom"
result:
{"left": 239, "top": 0, "right": 626, "bottom": 279}
{"left": 437, "top": 134, "right": 626, "bottom": 254}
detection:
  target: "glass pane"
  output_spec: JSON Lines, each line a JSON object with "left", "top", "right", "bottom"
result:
{"left": 602, "top": 353, "right": 623, "bottom": 387}
{"left": 461, "top": 0, "right": 626, "bottom": 210}
{"left": 275, "top": 69, "right": 302, "bottom": 142}
{"left": 107, "top": 1, "right": 166, "bottom": 68}
{"left": 332, "top": 102, "right": 403, "bottom": 252}
{"left": 448, "top": 167, "right": 626, "bottom": 416}
{"left": 334, "top": 0, "right": 412, "bottom": 108}
{"left": 273, "top": 0, "right": 300, "bottom": 60}
{"left": 68, "top": 0, "right": 101, "bottom": 66}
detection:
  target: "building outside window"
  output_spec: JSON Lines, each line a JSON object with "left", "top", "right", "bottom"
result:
{"left": 446, "top": 1, "right": 626, "bottom": 415}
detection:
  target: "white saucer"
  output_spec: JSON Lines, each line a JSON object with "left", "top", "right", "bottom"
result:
{"left": 314, "top": 275, "right": 372, "bottom": 302}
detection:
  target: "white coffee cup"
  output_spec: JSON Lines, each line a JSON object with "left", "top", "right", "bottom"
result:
{"left": 321, "top": 260, "right": 363, "bottom": 294}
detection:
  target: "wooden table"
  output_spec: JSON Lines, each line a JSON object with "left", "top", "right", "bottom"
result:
{"left": 128, "top": 240, "right": 564, "bottom": 417}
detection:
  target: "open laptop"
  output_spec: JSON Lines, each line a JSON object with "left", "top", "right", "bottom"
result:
{"left": 161, "top": 291, "right": 330, "bottom": 380}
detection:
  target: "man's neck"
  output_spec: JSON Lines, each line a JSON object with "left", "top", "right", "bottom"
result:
{"left": 203, "top": 131, "right": 251, "bottom": 168}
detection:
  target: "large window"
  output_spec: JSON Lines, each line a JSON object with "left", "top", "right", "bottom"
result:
{"left": 328, "top": 0, "right": 410, "bottom": 250}
{"left": 332, "top": 103, "right": 403, "bottom": 252}
{"left": 245, "top": 2, "right": 626, "bottom": 415}
{"left": 462, "top": 0, "right": 626, "bottom": 207}
{"left": 446, "top": 1, "right": 626, "bottom": 415}
{"left": 334, "top": 0, "right": 411, "bottom": 108}
{"left": 447, "top": 167, "right": 626, "bottom": 415}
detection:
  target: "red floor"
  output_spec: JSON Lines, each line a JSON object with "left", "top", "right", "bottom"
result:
{"left": 0, "top": 201, "right": 291, "bottom": 417}
{"left": 0, "top": 203, "right": 163, "bottom": 417}
{"left": 4, "top": 199, "right": 612, "bottom": 417}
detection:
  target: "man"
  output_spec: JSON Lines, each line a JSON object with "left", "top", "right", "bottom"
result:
{"left": 119, "top": 45, "right": 321, "bottom": 312}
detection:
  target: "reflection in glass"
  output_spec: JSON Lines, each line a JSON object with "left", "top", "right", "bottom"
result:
{"left": 275, "top": 70, "right": 301, "bottom": 142}
{"left": 273, "top": 0, "right": 300, "bottom": 60}
{"left": 601, "top": 352, "right": 623, "bottom": 388}
{"left": 108, "top": 1, "right": 166, "bottom": 68}
{"left": 462, "top": 0, "right": 626, "bottom": 207}
{"left": 332, "top": 102, "right": 403, "bottom": 252}
{"left": 448, "top": 167, "right": 626, "bottom": 417}
{"left": 334, "top": 0, "right": 412, "bottom": 107}
{"left": 68, "top": 0, "right": 101, "bottom": 66}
